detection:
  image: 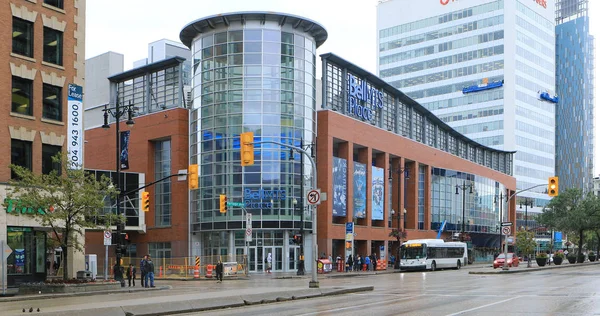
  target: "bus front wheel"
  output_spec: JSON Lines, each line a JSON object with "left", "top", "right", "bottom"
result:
{"left": 431, "top": 261, "right": 437, "bottom": 271}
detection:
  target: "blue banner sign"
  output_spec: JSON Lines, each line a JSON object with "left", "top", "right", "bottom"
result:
{"left": 347, "top": 74, "right": 383, "bottom": 122}
{"left": 346, "top": 222, "right": 354, "bottom": 234}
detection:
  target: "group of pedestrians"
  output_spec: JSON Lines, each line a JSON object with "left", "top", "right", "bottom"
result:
{"left": 118, "top": 254, "right": 155, "bottom": 288}
{"left": 345, "top": 253, "right": 378, "bottom": 272}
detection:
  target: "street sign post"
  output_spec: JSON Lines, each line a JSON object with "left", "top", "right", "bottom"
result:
{"left": 103, "top": 231, "right": 111, "bottom": 246}
{"left": 501, "top": 222, "right": 513, "bottom": 227}
{"left": 245, "top": 213, "right": 252, "bottom": 242}
{"left": 501, "top": 226, "right": 511, "bottom": 235}
{"left": 103, "top": 231, "right": 111, "bottom": 281}
{"left": 1, "top": 240, "right": 13, "bottom": 296}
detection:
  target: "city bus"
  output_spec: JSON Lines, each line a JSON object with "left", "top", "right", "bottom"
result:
{"left": 399, "top": 239, "right": 468, "bottom": 271}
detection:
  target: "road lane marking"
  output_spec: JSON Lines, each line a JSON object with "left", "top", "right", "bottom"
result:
{"left": 445, "top": 296, "right": 522, "bottom": 316}
{"left": 295, "top": 294, "right": 425, "bottom": 316}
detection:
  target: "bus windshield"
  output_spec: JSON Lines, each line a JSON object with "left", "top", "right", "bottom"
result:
{"left": 401, "top": 245, "right": 426, "bottom": 259}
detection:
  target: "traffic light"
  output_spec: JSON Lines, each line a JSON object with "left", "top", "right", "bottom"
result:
{"left": 219, "top": 194, "right": 227, "bottom": 214}
{"left": 548, "top": 176, "right": 559, "bottom": 197}
{"left": 189, "top": 164, "right": 198, "bottom": 190}
{"left": 141, "top": 191, "right": 150, "bottom": 212}
{"left": 240, "top": 132, "right": 255, "bottom": 166}
{"left": 293, "top": 234, "right": 302, "bottom": 245}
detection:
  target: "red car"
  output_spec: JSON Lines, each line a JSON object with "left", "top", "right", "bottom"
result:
{"left": 493, "top": 253, "right": 519, "bottom": 269}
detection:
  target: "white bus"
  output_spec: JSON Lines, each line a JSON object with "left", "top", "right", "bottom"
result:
{"left": 399, "top": 239, "right": 468, "bottom": 271}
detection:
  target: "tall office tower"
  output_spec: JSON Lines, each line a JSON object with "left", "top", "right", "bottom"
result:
{"left": 377, "top": 0, "right": 556, "bottom": 206}
{"left": 555, "top": 0, "right": 594, "bottom": 193}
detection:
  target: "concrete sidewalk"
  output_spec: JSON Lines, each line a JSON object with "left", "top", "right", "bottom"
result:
{"left": 3, "top": 284, "right": 374, "bottom": 316}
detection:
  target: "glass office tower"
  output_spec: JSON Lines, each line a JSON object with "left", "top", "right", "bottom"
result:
{"left": 377, "top": 0, "right": 556, "bottom": 207}
{"left": 180, "top": 12, "right": 327, "bottom": 272}
{"left": 555, "top": 0, "right": 594, "bottom": 192}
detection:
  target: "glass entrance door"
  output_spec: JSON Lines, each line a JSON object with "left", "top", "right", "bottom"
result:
{"left": 288, "top": 246, "right": 299, "bottom": 271}
{"left": 248, "top": 247, "right": 264, "bottom": 273}
{"left": 263, "top": 247, "right": 283, "bottom": 272}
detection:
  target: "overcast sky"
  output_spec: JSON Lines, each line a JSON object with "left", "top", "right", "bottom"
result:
{"left": 86, "top": 0, "right": 600, "bottom": 175}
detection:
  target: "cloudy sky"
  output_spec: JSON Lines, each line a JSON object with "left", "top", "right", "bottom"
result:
{"left": 86, "top": 0, "right": 600, "bottom": 174}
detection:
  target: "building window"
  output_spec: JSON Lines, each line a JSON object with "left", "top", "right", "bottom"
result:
{"left": 42, "top": 144, "right": 61, "bottom": 175}
{"left": 43, "top": 84, "right": 62, "bottom": 121}
{"left": 43, "top": 27, "right": 63, "bottom": 65}
{"left": 148, "top": 242, "right": 171, "bottom": 260}
{"left": 12, "top": 77, "right": 33, "bottom": 116}
{"left": 44, "top": 0, "right": 64, "bottom": 9}
{"left": 154, "top": 140, "right": 172, "bottom": 227}
{"left": 12, "top": 17, "right": 34, "bottom": 57}
{"left": 11, "top": 139, "right": 33, "bottom": 179}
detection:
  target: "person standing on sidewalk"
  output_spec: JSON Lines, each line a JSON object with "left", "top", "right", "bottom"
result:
{"left": 364, "top": 254, "right": 371, "bottom": 271}
{"left": 126, "top": 264, "right": 136, "bottom": 287}
{"left": 215, "top": 260, "right": 224, "bottom": 283}
{"left": 145, "top": 256, "right": 155, "bottom": 288}
{"left": 266, "top": 253, "right": 273, "bottom": 274}
{"left": 346, "top": 255, "right": 353, "bottom": 272}
{"left": 140, "top": 255, "right": 148, "bottom": 288}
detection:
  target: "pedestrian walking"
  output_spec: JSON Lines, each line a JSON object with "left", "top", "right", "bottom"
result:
{"left": 215, "top": 260, "right": 224, "bottom": 283}
{"left": 144, "top": 256, "right": 155, "bottom": 288}
{"left": 346, "top": 255, "right": 353, "bottom": 272}
{"left": 371, "top": 253, "right": 377, "bottom": 271}
{"left": 265, "top": 253, "right": 272, "bottom": 274}
{"left": 364, "top": 254, "right": 371, "bottom": 271}
{"left": 140, "top": 255, "right": 148, "bottom": 288}
{"left": 126, "top": 264, "right": 136, "bottom": 287}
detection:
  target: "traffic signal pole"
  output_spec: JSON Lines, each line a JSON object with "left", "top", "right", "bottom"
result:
{"left": 251, "top": 140, "right": 319, "bottom": 288}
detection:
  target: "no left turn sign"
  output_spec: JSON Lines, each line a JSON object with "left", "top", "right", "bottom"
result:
{"left": 502, "top": 226, "right": 511, "bottom": 235}
{"left": 307, "top": 189, "right": 321, "bottom": 205}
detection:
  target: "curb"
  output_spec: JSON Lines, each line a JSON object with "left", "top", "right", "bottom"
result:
{"left": 0, "top": 285, "right": 172, "bottom": 303}
{"left": 121, "top": 285, "right": 375, "bottom": 316}
{"left": 469, "top": 261, "right": 600, "bottom": 275}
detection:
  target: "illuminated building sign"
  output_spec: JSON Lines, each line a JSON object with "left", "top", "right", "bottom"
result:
{"left": 244, "top": 189, "right": 286, "bottom": 209}
{"left": 347, "top": 74, "right": 383, "bottom": 122}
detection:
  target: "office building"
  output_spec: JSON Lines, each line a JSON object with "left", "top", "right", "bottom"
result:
{"left": 555, "top": 0, "right": 594, "bottom": 192}
{"left": 377, "top": 0, "right": 556, "bottom": 207}
{"left": 2, "top": 0, "right": 86, "bottom": 285}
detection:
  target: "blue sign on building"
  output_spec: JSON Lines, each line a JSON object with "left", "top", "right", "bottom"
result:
{"left": 347, "top": 74, "right": 383, "bottom": 122}
{"left": 243, "top": 188, "right": 286, "bottom": 209}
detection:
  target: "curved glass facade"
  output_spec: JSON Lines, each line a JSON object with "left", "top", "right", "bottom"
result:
{"left": 190, "top": 26, "right": 318, "bottom": 231}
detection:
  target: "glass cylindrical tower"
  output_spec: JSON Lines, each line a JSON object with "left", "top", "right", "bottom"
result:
{"left": 181, "top": 12, "right": 327, "bottom": 272}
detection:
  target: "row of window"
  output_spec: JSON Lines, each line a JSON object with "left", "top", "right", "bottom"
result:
{"left": 378, "top": 0, "right": 503, "bottom": 39}
{"left": 453, "top": 120, "right": 503, "bottom": 135}
{"left": 423, "top": 89, "right": 504, "bottom": 112}
{"left": 406, "top": 75, "right": 504, "bottom": 100}
{"left": 12, "top": 17, "right": 63, "bottom": 66}
{"left": 515, "top": 151, "right": 554, "bottom": 169}
{"left": 379, "top": 15, "right": 503, "bottom": 52}
{"left": 12, "top": 76, "right": 62, "bottom": 121}
{"left": 516, "top": 60, "right": 553, "bottom": 85}
{"left": 390, "top": 59, "right": 504, "bottom": 89}
{"left": 380, "top": 45, "right": 504, "bottom": 79}
{"left": 516, "top": 31, "right": 553, "bottom": 58}
{"left": 471, "top": 135, "right": 503, "bottom": 147}
{"left": 380, "top": 30, "right": 504, "bottom": 66}
{"left": 516, "top": 135, "right": 554, "bottom": 155}
{"left": 11, "top": 140, "right": 61, "bottom": 178}
{"left": 439, "top": 106, "right": 503, "bottom": 123}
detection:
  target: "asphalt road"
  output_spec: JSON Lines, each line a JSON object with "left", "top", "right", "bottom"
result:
{"left": 179, "top": 265, "right": 600, "bottom": 316}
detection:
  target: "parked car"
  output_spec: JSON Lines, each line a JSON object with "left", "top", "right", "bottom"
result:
{"left": 493, "top": 253, "right": 519, "bottom": 269}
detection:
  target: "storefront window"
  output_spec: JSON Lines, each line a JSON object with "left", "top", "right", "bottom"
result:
{"left": 7, "top": 227, "right": 33, "bottom": 275}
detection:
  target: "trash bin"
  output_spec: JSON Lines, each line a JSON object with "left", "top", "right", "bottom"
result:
{"left": 317, "top": 259, "right": 332, "bottom": 274}
{"left": 76, "top": 270, "right": 91, "bottom": 280}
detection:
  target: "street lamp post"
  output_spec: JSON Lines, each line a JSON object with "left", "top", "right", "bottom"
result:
{"left": 495, "top": 192, "right": 506, "bottom": 251}
{"left": 455, "top": 181, "right": 474, "bottom": 242}
{"left": 520, "top": 198, "right": 534, "bottom": 266}
{"left": 388, "top": 167, "right": 408, "bottom": 269}
{"left": 289, "top": 139, "right": 312, "bottom": 276}
{"left": 102, "top": 100, "right": 135, "bottom": 282}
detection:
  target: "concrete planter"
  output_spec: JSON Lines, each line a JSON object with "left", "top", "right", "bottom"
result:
{"left": 19, "top": 282, "right": 121, "bottom": 295}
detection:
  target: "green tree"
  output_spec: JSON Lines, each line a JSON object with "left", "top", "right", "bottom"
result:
{"left": 538, "top": 188, "right": 600, "bottom": 256}
{"left": 5, "top": 154, "right": 120, "bottom": 280}
{"left": 515, "top": 229, "right": 536, "bottom": 266}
